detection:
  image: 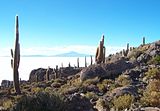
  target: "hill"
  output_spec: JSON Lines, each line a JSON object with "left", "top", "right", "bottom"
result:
{"left": 0, "top": 40, "right": 160, "bottom": 111}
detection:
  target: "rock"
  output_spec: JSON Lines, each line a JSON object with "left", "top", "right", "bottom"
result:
{"left": 1, "top": 80, "right": 13, "bottom": 88}
{"left": 29, "top": 68, "right": 53, "bottom": 83}
{"left": 29, "top": 67, "right": 81, "bottom": 83}
{"left": 137, "top": 53, "right": 151, "bottom": 63}
{"left": 123, "top": 67, "right": 148, "bottom": 81}
{"left": 140, "top": 107, "right": 160, "bottom": 111}
{"left": 80, "top": 58, "right": 135, "bottom": 81}
{"left": 51, "top": 82, "right": 62, "bottom": 88}
{"left": 60, "top": 67, "right": 82, "bottom": 77}
{"left": 109, "top": 85, "right": 138, "bottom": 98}
{"left": 66, "top": 93, "right": 94, "bottom": 111}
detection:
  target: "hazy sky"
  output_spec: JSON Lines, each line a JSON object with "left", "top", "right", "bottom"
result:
{"left": 0, "top": 0, "right": 160, "bottom": 56}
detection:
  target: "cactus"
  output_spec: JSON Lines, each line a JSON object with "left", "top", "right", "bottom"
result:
{"left": 77, "top": 58, "right": 79, "bottom": 68}
{"left": 61, "top": 63, "right": 63, "bottom": 68}
{"left": 103, "top": 46, "right": 106, "bottom": 63}
{"left": 54, "top": 65, "right": 58, "bottom": 79}
{"left": 68, "top": 62, "right": 71, "bottom": 67}
{"left": 143, "top": 37, "right": 145, "bottom": 45}
{"left": 85, "top": 56, "right": 87, "bottom": 67}
{"left": 90, "top": 55, "right": 93, "bottom": 65}
{"left": 95, "top": 35, "right": 106, "bottom": 64}
{"left": 127, "top": 43, "right": 129, "bottom": 51}
{"left": 11, "top": 15, "right": 21, "bottom": 94}
{"left": 46, "top": 66, "right": 50, "bottom": 81}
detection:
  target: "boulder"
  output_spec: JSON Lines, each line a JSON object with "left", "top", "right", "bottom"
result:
{"left": 66, "top": 93, "right": 94, "bottom": 111}
{"left": 29, "top": 67, "right": 81, "bottom": 83}
{"left": 109, "top": 85, "right": 138, "bottom": 98}
{"left": 1, "top": 80, "right": 13, "bottom": 88}
{"left": 29, "top": 68, "right": 52, "bottom": 83}
{"left": 140, "top": 107, "right": 160, "bottom": 111}
{"left": 60, "top": 67, "right": 82, "bottom": 77}
{"left": 80, "top": 58, "right": 135, "bottom": 81}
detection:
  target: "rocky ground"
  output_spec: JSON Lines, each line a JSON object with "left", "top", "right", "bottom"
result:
{"left": 0, "top": 40, "right": 160, "bottom": 111}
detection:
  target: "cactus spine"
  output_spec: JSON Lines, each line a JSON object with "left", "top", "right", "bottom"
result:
{"left": 95, "top": 35, "right": 106, "bottom": 64}
{"left": 11, "top": 15, "right": 21, "bottom": 94}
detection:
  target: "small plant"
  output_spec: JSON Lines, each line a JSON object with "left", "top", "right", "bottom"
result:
{"left": 95, "top": 98, "right": 110, "bottom": 111}
{"left": 113, "top": 94, "right": 134, "bottom": 110}
{"left": 3, "top": 99, "right": 13, "bottom": 109}
{"left": 145, "top": 67, "right": 160, "bottom": 80}
{"left": 148, "top": 55, "right": 160, "bottom": 65}
{"left": 140, "top": 79, "right": 160, "bottom": 107}
{"left": 85, "top": 91, "right": 98, "bottom": 100}
{"left": 116, "top": 75, "right": 131, "bottom": 86}
{"left": 82, "top": 77, "right": 99, "bottom": 86}
{"left": 31, "top": 87, "right": 44, "bottom": 93}
{"left": 11, "top": 92, "right": 66, "bottom": 111}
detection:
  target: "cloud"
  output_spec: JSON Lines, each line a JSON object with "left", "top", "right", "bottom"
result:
{"left": 0, "top": 45, "right": 126, "bottom": 56}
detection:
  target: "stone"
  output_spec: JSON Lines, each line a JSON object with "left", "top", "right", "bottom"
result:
{"left": 109, "top": 85, "right": 138, "bottom": 98}
{"left": 66, "top": 93, "right": 94, "bottom": 111}
{"left": 80, "top": 58, "right": 134, "bottom": 81}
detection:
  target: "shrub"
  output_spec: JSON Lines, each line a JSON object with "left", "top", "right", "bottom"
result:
{"left": 11, "top": 92, "right": 66, "bottom": 111}
{"left": 85, "top": 91, "right": 98, "bottom": 100}
{"left": 140, "top": 79, "right": 160, "bottom": 107}
{"left": 113, "top": 94, "right": 134, "bottom": 110}
{"left": 3, "top": 99, "right": 13, "bottom": 109}
{"left": 116, "top": 75, "right": 131, "bottom": 86}
{"left": 82, "top": 77, "right": 99, "bottom": 86}
{"left": 148, "top": 55, "right": 160, "bottom": 65}
{"left": 95, "top": 98, "right": 110, "bottom": 110}
{"left": 31, "top": 87, "right": 44, "bottom": 93}
{"left": 145, "top": 68, "right": 160, "bottom": 80}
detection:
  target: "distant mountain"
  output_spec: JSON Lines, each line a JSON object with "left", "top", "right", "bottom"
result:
{"left": 0, "top": 51, "right": 92, "bottom": 57}
{"left": 54, "top": 51, "right": 91, "bottom": 57}
{"left": 22, "top": 55, "right": 47, "bottom": 57}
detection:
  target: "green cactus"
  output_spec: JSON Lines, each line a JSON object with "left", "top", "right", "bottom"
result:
{"left": 54, "top": 65, "right": 59, "bottom": 79}
{"left": 85, "top": 56, "right": 87, "bottom": 67}
{"left": 143, "top": 37, "right": 145, "bottom": 45}
{"left": 77, "top": 57, "right": 79, "bottom": 68}
{"left": 90, "top": 55, "right": 93, "bottom": 65}
{"left": 11, "top": 15, "right": 21, "bottom": 94}
{"left": 46, "top": 66, "right": 50, "bottom": 81}
{"left": 95, "top": 35, "right": 106, "bottom": 64}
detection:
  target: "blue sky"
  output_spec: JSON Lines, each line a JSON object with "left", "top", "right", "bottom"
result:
{"left": 0, "top": 0, "right": 160, "bottom": 56}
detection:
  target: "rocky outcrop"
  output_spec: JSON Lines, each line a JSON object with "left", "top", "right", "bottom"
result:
{"left": 1, "top": 80, "right": 13, "bottom": 88}
{"left": 29, "top": 67, "right": 82, "bottom": 83}
{"left": 66, "top": 93, "right": 95, "bottom": 111}
{"left": 108, "top": 85, "right": 138, "bottom": 98}
{"left": 60, "top": 67, "right": 82, "bottom": 77}
{"left": 80, "top": 57, "right": 135, "bottom": 81}
{"left": 29, "top": 68, "right": 52, "bottom": 83}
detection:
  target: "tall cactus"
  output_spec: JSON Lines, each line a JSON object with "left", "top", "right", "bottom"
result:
{"left": 95, "top": 35, "right": 106, "bottom": 64}
{"left": 77, "top": 57, "right": 79, "bottom": 68}
{"left": 143, "top": 37, "right": 145, "bottom": 45}
{"left": 46, "top": 66, "right": 50, "bottom": 81}
{"left": 90, "top": 55, "right": 93, "bottom": 65}
{"left": 85, "top": 56, "right": 87, "bottom": 67}
{"left": 11, "top": 15, "right": 21, "bottom": 94}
